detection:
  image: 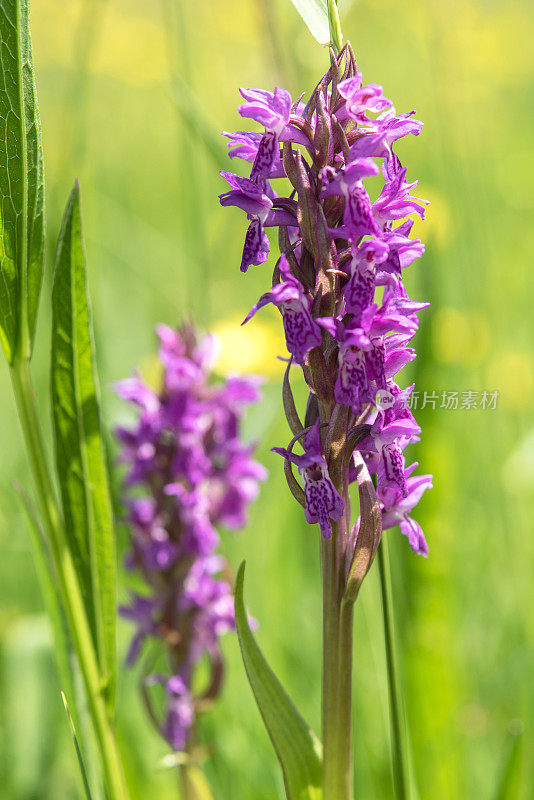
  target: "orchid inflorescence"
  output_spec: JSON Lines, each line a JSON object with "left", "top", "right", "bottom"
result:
{"left": 116, "top": 323, "right": 266, "bottom": 752}
{"left": 219, "top": 44, "right": 432, "bottom": 575}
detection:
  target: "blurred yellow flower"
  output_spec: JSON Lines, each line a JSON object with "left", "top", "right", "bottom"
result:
{"left": 94, "top": 9, "right": 167, "bottom": 87}
{"left": 212, "top": 313, "right": 286, "bottom": 379}
{"left": 486, "top": 351, "right": 534, "bottom": 410}
{"left": 432, "top": 308, "right": 490, "bottom": 366}
{"left": 454, "top": 2, "right": 534, "bottom": 85}
{"left": 34, "top": 0, "right": 168, "bottom": 87}
{"left": 138, "top": 354, "right": 163, "bottom": 391}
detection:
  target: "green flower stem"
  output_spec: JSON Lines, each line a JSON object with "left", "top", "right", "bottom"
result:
{"left": 322, "top": 508, "right": 354, "bottom": 800}
{"left": 377, "top": 535, "right": 410, "bottom": 800}
{"left": 179, "top": 765, "right": 196, "bottom": 800}
{"left": 10, "top": 356, "right": 130, "bottom": 800}
{"left": 327, "top": 0, "right": 343, "bottom": 55}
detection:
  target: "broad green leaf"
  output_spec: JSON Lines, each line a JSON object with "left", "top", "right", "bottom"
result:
{"left": 234, "top": 562, "right": 323, "bottom": 800}
{"left": 288, "top": 0, "right": 329, "bottom": 46}
{"left": 62, "top": 692, "right": 94, "bottom": 800}
{"left": 494, "top": 721, "right": 523, "bottom": 800}
{"left": 0, "top": 0, "right": 45, "bottom": 362}
{"left": 51, "top": 182, "right": 117, "bottom": 711}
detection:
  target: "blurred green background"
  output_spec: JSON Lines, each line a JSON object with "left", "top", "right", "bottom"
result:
{"left": 0, "top": 0, "right": 532, "bottom": 797}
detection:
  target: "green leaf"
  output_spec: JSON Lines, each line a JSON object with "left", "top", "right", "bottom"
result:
{"left": 288, "top": 0, "right": 329, "bottom": 46}
{"left": 0, "top": 0, "right": 45, "bottom": 362}
{"left": 234, "top": 562, "right": 323, "bottom": 800}
{"left": 14, "top": 482, "right": 78, "bottom": 716}
{"left": 180, "top": 766, "right": 215, "bottom": 800}
{"left": 51, "top": 181, "right": 117, "bottom": 711}
{"left": 494, "top": 721, "right": 524, "bottom": 800}
{"left": 62, "top": 692, "right": 94, "bottom": 800}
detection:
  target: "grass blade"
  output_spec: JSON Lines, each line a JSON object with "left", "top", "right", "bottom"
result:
{"left": 62, "top": 691, "right": 95, "bottom": 800}
{"left": 15, "top": 482, "right": 77, "bottom": 718}
{"left": 235, "top": 561, "right": 323, "bottom": 800}
{"left": 51, "top": 181, "right": 117, "bottom": 710}
{"left": 0, "top": 0, "right": 45, "bottom": 362}
{"left": 377, "top": 536, "right": 411, "bottom": 800}
{"left": 494, "top": 721, "right": 523, "bottom": 800}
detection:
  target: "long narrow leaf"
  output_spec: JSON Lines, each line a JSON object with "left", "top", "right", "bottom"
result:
{"left": 235, "top": 562, "right": 322, "bottom": 800}
{"left": 51, "top": 181, "right": 117, "bottom": 710}
{"left": 0, "top": 0, "right": 45, "bottom": 362}
{"left": 288, "top": 0, "right": 329, "bottom": 46}
{"left": 494, "top": 722, "right": 523, "bottom": 800}
{"left": 15, "top": 482, "right": 77, "bottom": 717}
{"left": 62, "top": 692, "right": 94, "bottom": 800}
{"left": 180, "top": 766, "right": 215, "bottom": 800}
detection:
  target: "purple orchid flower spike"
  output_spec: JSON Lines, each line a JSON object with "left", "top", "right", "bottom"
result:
{"left": 273, "top": 421, "right": 344, "bottom": 539}
{"left": 116, "top": 323, "right": 266, "bottom": 753}
{"left": 218, "top": 42, "right": 434, "bottom": 799}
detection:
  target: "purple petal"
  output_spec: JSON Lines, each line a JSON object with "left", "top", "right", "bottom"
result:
{"left": 241, "top": 220, "right": 270, "bottom": 272}
{"left": 282, "top": 305, "right": 322, "bottom": 364}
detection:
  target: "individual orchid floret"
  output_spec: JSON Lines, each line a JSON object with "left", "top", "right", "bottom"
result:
{"left": 372, "top": 168, "right": 428, "bottom": 230}
{"left": 218, "top": 171, "right": 274, "bottom": 217}
{"left": 378, "top": 225, "right": 425, "bottom": 276}
{"left": 319, "top": 157, "right": 379, "bottom": 199}
{"left": 242, "top": 255, "right": 322, "bottom": 364}
{"left": 239, "top": 87, "right": 293, "bottom": 135}
{"left": 337, "top": 74, "right": 392, "bottom": 123}
{"left": 317, "top": 314, "right": 374, "bottom": 409}
{"left": 219, "top": 171, "right": 296, "bottom": 272}
{"left": 349, "top": 108, "right": 423, "bottom": 177}
{"left": 343, "top": 238, "right": 388, "bottom": 322}
{"left": 238, "top": 87, "right": 297, "bottom": 182}
{"left": 144, "top": 674, "right": 195, "bottom": 753}
{"left": 116, "top": 323, "right": 266, "bottom": 753}
{"left": 320, "top": 158, "right": 381, "bottom": 240}
{"left": 273, "top": 421, "right": 344, "bottom": 539}
{"left": 223, "top": 130, "right": 286, "bottom": 179}
{"left": 219, "top": 172, "right": 273, "bottom": 271}
{"left": 360, "top": 412, "right": 421, "bottom": 498}
{"left": 380, "top": 467, "right": 432, "bottom": 555}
